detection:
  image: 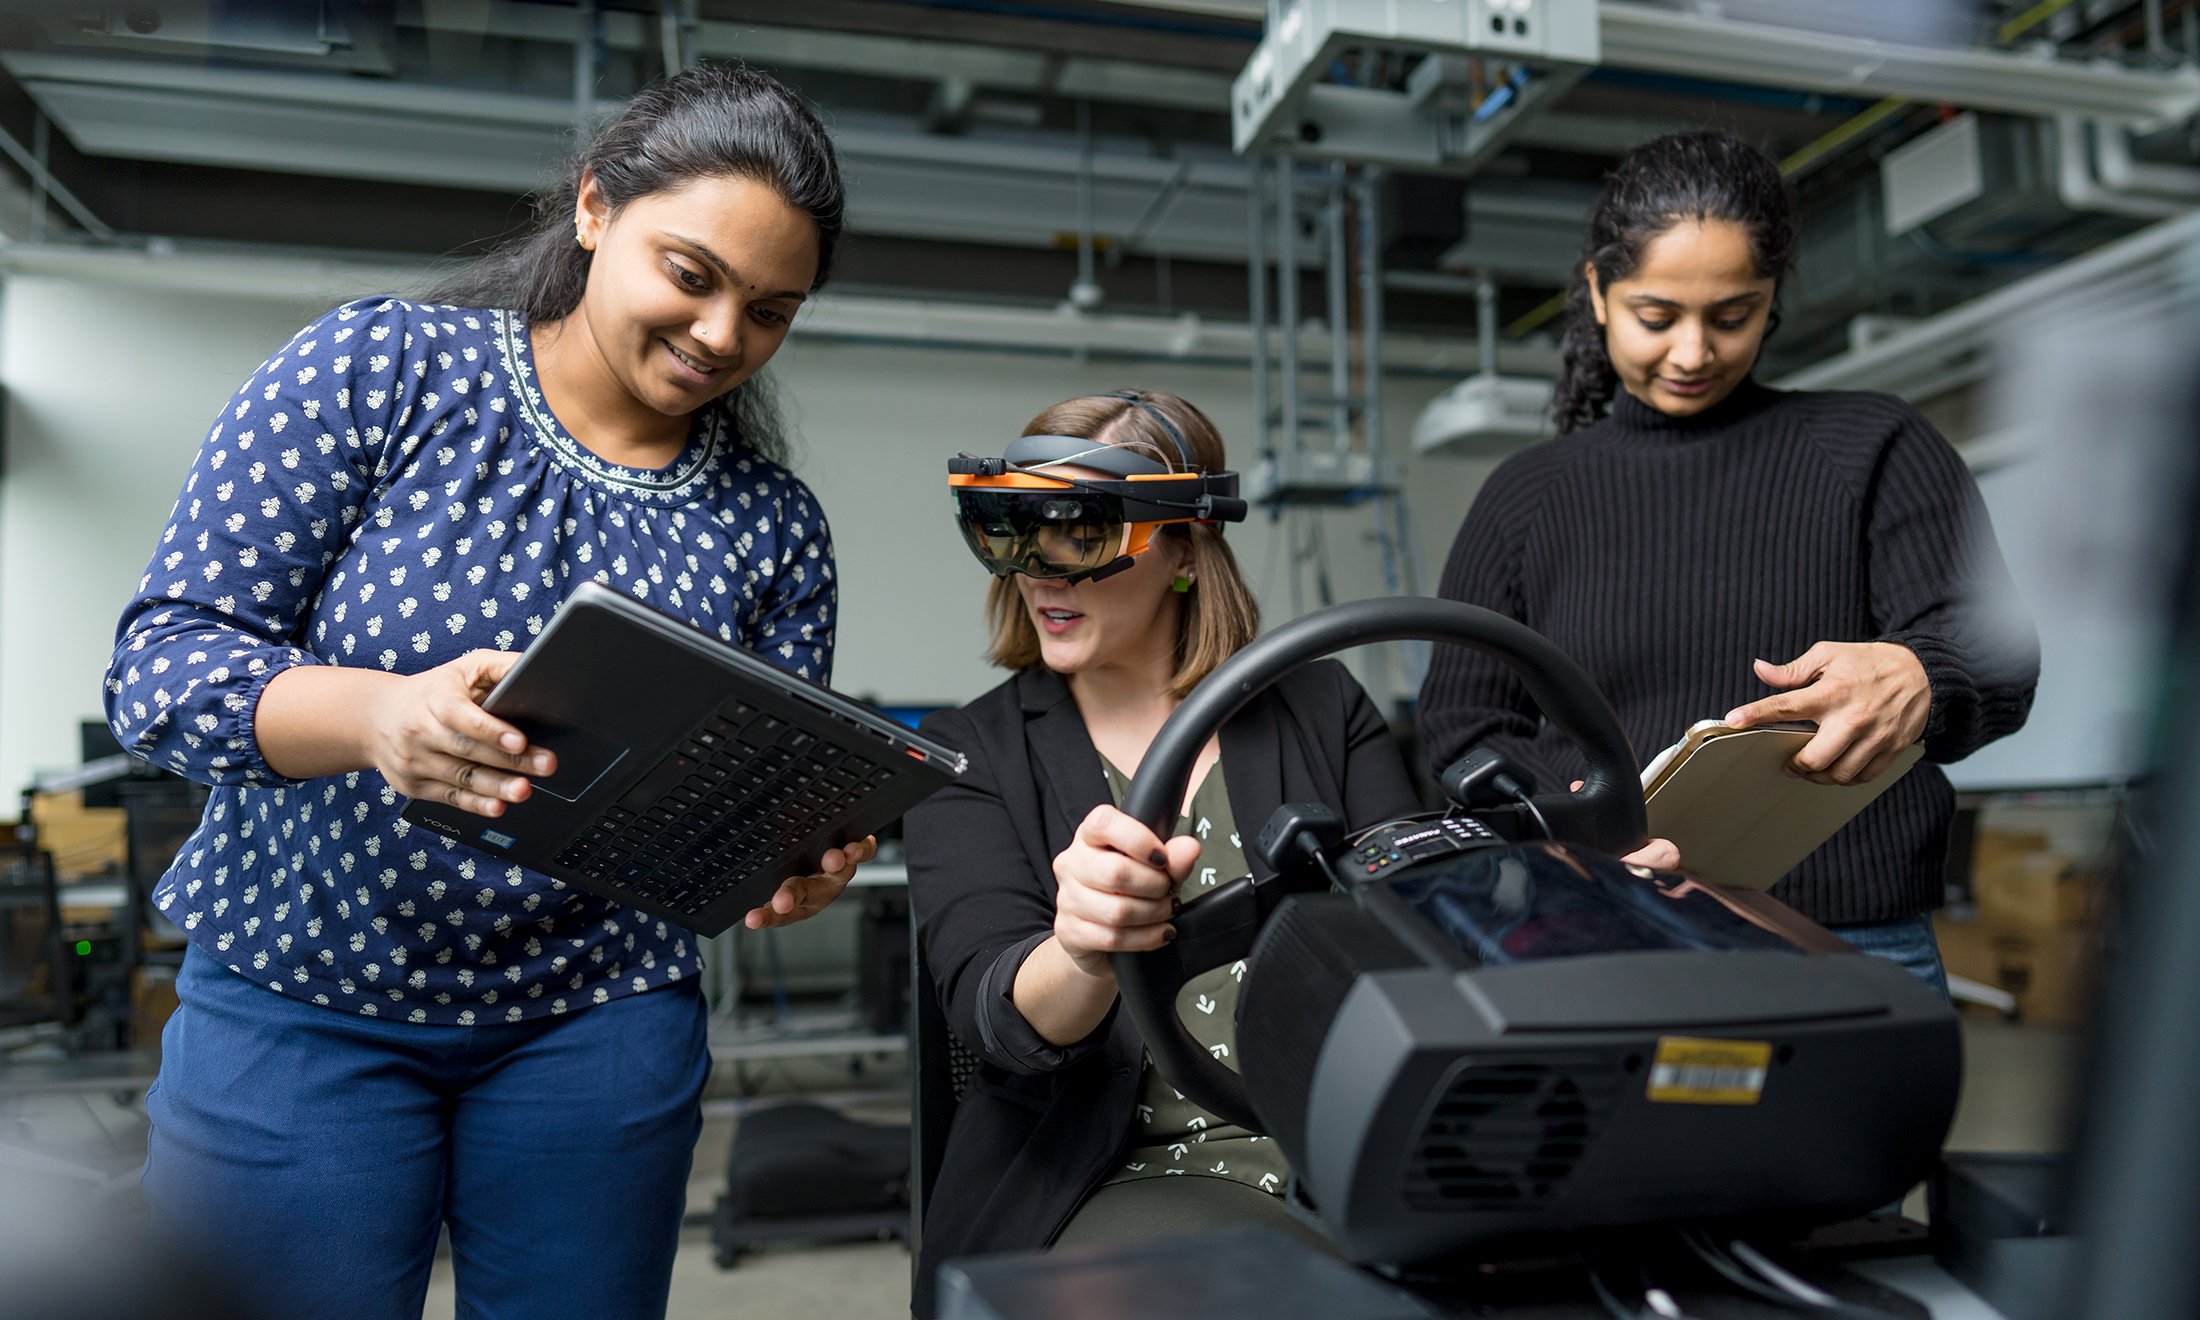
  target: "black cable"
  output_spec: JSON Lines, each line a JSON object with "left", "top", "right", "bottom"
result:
{"left": 1013, "top": 455, "right": 1223, "bottom": 517}
{"left": 1730, "top": 1240, "right": 1906, "bottom": 1320}
{"left": 1588, "top": 1257, "right": 1714, "bottom": 1320}
{"left": 1680, "top": 1231, "right": 1814, "bottom": 1309}
{"left": 1587, "top": 1264, "right": 1645, "bottom": 1320}
{"left": 1678, "top": 1229, "right": 1903, "bottom": 1320}
{"left": 1633, "top": 1260, "right": 1709, "bottom": 1320}
{"left": 1346, "top": 815, "right": 1431, "bottom": 846}
{"left": 1509, "top": 786, "right": 1553, "bottom": 840}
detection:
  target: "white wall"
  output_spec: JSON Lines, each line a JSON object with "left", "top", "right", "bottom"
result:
{"left": 0, "top": 269, "right": 1493, "bottom": 799}
{"left": 0, "top": 275, "right": 331, "bottom": 798}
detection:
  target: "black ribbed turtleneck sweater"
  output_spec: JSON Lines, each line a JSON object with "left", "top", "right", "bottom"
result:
{"left": 1418, "top": 379, "right": 2040, "bottom": 925}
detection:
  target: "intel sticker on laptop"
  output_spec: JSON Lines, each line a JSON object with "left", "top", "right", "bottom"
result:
{"left": 479, "top": 829, "right": 517, "bottom": 850}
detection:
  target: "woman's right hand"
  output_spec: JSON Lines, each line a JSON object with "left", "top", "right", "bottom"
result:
{"left": 361, "top": 649, "right": 556, "bottom": 817}
{"left": 1052, "top": 804, "right": 1201, "bottom": 979}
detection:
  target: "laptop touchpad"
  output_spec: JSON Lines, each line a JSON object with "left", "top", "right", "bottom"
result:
{"left": 521, "top": 722, "right": 630, "bottom": 803}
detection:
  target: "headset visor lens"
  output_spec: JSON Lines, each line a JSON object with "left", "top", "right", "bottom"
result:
{"left": 954, "top": 487, "right": 1128, "bottom": 578}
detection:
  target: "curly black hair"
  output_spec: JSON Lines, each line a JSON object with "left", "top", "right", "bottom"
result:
{"left": 1551, "top": 131, "right": 1797, "bottom": 433}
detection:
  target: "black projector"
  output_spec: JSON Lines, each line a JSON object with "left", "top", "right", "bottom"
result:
{"left": 1112, "top": 598, "right": 1963, "bottom": 1269}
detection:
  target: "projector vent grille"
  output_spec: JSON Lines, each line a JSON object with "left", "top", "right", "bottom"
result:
{"left": 1403, "top": 1053, "right": 1622, "bottom": 1210}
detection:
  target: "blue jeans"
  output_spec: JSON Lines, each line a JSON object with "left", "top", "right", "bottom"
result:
{"left": 1828, "top": 913, "right": 1951, "bottom": 1001}
{"left": 143, "top": 948, "right": 709, "bottom": 1320}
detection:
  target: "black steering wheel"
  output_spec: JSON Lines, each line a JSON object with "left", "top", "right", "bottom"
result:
{"left": 1112, "top": 596, "right": 1646, "bottom": 1132}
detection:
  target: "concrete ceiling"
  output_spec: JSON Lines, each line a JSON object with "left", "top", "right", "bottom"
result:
{"left": 0, "top": 0, "right": 2187, "bottom": 368}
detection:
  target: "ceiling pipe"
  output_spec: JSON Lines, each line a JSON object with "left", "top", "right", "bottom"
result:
{"left": 0, "top": 122, "right": 111, "bottom": 241}
{"left": 2091, "top": 117, "right": 2200, "bottom": 200}
{"left": 0, "top": 238, "right": 1556, "bottom": 375}
{"left": 572, "top": 0, "right": 599, "bottom": 133}
{"left": 1595, "top": 0, "right": 2200, "bottom": 124}
{"left": 2055, "top": 114, "right": 2188, "bottom": 220}
{"left": 1130, "top": 0, "right": 2200, "bottom": 122}
{"left": 1780, "top": 208, "right": 2200, "bottom": 395}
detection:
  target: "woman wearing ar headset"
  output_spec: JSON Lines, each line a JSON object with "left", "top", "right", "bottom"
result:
{"left": 903, "top": 389, "right": 1422, "bottom": 1316}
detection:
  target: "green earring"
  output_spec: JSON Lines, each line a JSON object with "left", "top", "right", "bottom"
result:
{"left": 1171, "top": 574, "right": 1193, "bottom": 594}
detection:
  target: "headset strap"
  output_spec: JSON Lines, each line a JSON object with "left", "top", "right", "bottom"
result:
{"left": 1099, "top": 390, "right": 1193, "bottom": 470}
{"left": 997, "top": 434, "right": 1171, "bottom": 478}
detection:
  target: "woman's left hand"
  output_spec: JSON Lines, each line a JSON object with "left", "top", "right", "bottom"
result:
{"left": 1620, "top": 837, "right": 1681, "bottom": 870}
{"left": 744, "top": 836, "right": 878, "bottom": 930}
{"left": 1570, "top": 780, "right": 1682, "bottom": 871}
{"left": 1723, "top": 642, "right": 1931, "bottom": 786}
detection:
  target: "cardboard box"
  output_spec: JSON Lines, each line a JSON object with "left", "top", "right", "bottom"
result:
{"left": 1974, "top": 852, "right": 2092, "bottom": 931}
{"left": 1935, "top": 916, "right": 2095, "bottom": 1028}
{"left": 1967, "top": 822, "right": 2099, "bottom": 931}
{"left": 27, "top": 790, "right": 127, "bottom": 878}
{"left": 1936, "top": 915, "right": 2002, "bottom": 1015}
{"left": 131, "top": 965, "right": 179, "bottom": 1053}
{"left": 1969, "top": 828, "right": 2051, "bottom": 881}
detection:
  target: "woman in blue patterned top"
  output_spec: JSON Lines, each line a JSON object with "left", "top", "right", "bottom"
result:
{"left": 103, "top": 65, "right": 868, "bottom": 1320}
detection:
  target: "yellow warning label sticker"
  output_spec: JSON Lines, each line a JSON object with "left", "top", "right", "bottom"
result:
{"left": 1645, "top": 1037, "right": 1772, "bottom": 1105}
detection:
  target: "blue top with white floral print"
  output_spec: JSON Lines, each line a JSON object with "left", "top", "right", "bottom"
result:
{"left": 104, "top": 297, "right": 836, "bottom": 1024}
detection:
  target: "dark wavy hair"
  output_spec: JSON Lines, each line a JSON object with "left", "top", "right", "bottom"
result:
{"left": 1551, "top": 131, "right": 1797, "bottom": 434}
{"left": 425, "top": 63, "right": 844, "bottom": 465}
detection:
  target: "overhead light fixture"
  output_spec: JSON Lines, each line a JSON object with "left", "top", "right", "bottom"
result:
{"left": 1412, "top": 273, "right": 1551, "bottom": 455}
{"left": 1410, "top": 372, "right": 1552, "bottom": 455}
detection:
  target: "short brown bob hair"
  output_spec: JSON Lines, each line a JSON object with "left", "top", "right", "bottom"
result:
{"left": 983, "top": 390, "right": 1260, "bottom": 698}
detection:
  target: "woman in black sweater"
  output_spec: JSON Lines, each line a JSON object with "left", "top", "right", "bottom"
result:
{"left": 905, "top": 390, "right": 1420, "bottom": 1314}
{"left": 1418, "top": 132, "right": 2039, "bottom": 988}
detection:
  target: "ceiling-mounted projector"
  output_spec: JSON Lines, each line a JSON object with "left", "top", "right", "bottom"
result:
{"left": 1411, "top": 373, "right": 1553, "bottom": 455}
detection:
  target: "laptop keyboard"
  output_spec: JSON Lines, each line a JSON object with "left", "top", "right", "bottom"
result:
{"left": 551, "top": 698, "right": 902, "bottom": 918}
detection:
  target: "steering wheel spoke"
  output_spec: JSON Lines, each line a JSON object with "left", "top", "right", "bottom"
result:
{"left": 1172, "top": 874, "right": 1266, "bottom": 972}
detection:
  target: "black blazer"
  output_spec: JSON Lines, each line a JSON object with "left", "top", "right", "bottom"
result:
{"left": 905, "top": 660, "right": 1420, "bottom": 1314}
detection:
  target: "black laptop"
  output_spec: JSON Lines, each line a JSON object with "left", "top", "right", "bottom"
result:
{"left": 401, "top": 580, "right": 966, "bottom": 936}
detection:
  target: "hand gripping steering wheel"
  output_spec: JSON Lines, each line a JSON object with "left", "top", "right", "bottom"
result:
{"left": 1112, "top": 597, "right": 1647, "bottom": 1132}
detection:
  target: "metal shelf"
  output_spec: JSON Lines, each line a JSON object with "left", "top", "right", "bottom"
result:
{"left": 709, "top": 1019, "right": 907, "bottom": 1064}
{"left": 698, "top": 859, "right": 911, "bottom": 1066}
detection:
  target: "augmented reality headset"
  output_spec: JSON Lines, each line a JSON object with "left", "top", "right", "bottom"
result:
{"left": 947, "top": 401, "right": 1246, "bottom": 584}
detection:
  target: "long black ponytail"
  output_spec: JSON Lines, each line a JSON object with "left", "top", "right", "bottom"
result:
{"left": 425, "top": 63, "right": 845, "bottom": 466}
{"left": 1551, "top": 131, "right": 1797, "bottom": 434}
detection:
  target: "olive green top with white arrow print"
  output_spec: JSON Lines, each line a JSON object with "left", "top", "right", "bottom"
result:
{"left": 1095, "top": 757, "right": 1290, "bottom": 1199}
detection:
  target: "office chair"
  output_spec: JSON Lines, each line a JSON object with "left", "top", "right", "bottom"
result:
{"left": 908, "top": 922, "right": 977, "bottom": 1312}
